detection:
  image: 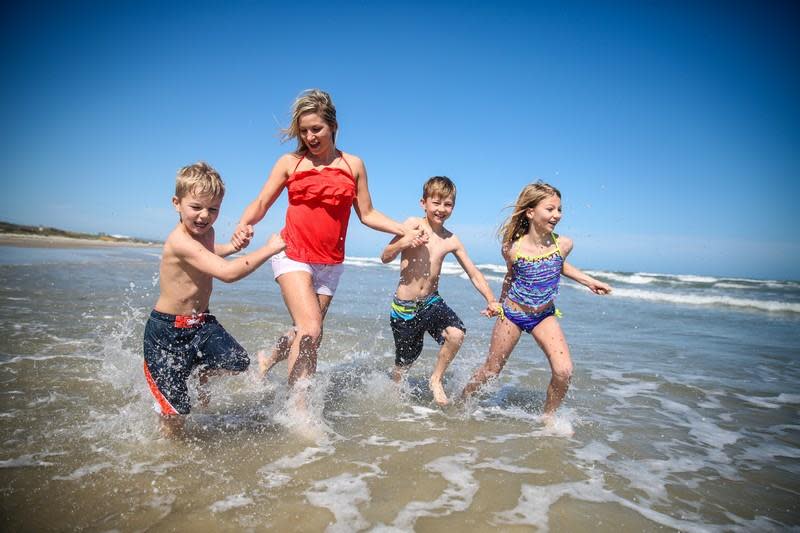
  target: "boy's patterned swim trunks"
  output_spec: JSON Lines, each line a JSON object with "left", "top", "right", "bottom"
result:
{"left": 143, "top": 310, "right": 249, "bottom": 415}
{"left": 390, "top": 292, "right": 465, "bottom": 367}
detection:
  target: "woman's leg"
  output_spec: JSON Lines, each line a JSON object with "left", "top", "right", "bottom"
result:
{"left": 275, "top": 271, "right": 333, "bottom": 385}
{"left": 460, "top": 318, "right": 522, "bottom": 400}
{"left": 258, "top": 293, "right": 332, "bottom": 377}
{"left": 531, "top": 316, "right": 573, "bottom": 416}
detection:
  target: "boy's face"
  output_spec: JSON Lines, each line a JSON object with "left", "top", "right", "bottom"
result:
{"left": 172, "top": 190, "right": 222, "bottom": 237}
{"left": 420, "top": 194, "right": 455, "bottom": 226}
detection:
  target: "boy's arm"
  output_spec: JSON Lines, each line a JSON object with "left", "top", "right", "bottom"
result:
{"left": 176, "top": 233, "right": 285, "bottom": 283}
{"left": 452, "top": 239, "right": 500, "bottom": 316}
{"left": 214, "top": 241, "right": 239, "bottom": 258}
{"left": 559, "top": 237, "right": 611, "bottom": 295}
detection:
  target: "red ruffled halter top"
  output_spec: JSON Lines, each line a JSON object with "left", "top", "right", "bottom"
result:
{"left": 281, "top": 152, "right": 356, "bottom": 264}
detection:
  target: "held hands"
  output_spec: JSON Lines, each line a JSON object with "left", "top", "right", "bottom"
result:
{"left": 231, "top": 223, "right": 254, "bottom": 251}
{"left": 402, "top": 218, "right": 429, "bottom": 248}
{"left": 481, "top": 301, "right": 502, "bottom": 318}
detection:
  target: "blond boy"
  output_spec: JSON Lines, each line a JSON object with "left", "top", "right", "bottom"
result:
{"left": 381, "top": 176, "right": 498, "bottom": 406}
{"left": 143, "top": 162, "right": 284, "bottom": 418}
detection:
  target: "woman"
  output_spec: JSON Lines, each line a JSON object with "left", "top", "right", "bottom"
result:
{"left": 233, "top": 89, "right": 422, "bottom": 386}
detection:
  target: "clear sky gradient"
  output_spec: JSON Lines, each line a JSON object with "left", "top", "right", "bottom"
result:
{"left": 2, "top": 1, "right": 798, "bottom": 279}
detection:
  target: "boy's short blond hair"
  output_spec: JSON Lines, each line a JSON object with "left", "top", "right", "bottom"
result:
{"left": 422, "top": 176, "right": 456, "bottom": 201}
{"left": 175, "top": 162, "right": 225, "bottom": 199}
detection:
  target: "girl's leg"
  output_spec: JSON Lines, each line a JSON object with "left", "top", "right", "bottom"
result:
{"left": 460, "top": 318, "right": 522, "bottom": 400}
{"left": 258, "top": 294, "right": 332, "bottom": 377}
{"left": 531, "top": 316, "right": 573, "bottom": 416}
{"left": 429, "top": 326, "right": 465, "bottom": 406}
{"left": 275, "top": 272, "right": 330, "bottom": 385}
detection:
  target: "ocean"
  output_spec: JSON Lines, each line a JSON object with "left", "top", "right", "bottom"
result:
{"left": 1, "top": 245, "right": 798, "bottom": 531}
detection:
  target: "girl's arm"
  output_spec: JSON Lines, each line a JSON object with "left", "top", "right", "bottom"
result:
{"left": 231, "top": 155, "right": 294, "bottom": 249}
{"left": 561, "top": 262, "right": 611, "bottom": 295}
{"left": 452, "top": 239, "right": 499, "bottom": 316}
{"left": 558, "top": 236, "right": 611, "bottom": 295}
{"left": 497, "top": 243, "right": 515, "bottom": 303}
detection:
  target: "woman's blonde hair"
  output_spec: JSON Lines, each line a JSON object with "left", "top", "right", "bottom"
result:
{"left": 499, "top": 181, "right": 561, "bottom": 244}
{"left": 282, "top": 89, "right": 338, "bottom": 155}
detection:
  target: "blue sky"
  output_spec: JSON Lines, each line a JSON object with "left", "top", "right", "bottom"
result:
{"left": 2, "top": 1, "right": 798, "bottom": 279}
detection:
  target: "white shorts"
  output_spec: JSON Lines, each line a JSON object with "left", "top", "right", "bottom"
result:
{"left": 270, "top": 252, "right": 344, "bottom": 297}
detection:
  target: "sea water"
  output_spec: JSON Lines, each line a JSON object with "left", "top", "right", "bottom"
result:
{"left": 0, "top": 246, "right": 798, "bottom": 531}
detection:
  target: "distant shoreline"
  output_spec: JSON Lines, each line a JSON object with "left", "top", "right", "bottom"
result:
{"left": 0, "top": 233, "right": 161, "bottom": 249}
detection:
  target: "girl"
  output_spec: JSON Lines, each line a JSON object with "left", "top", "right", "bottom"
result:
{"left": 460, "top": 182, "right": 610, "bottom": 418}
{"left": 232, "top": 89, "right": 424, "bottom": 387}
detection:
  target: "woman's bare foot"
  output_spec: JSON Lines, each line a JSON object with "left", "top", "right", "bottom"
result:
{"left": 257, "top": 349, "right": 276, "bottom": 378}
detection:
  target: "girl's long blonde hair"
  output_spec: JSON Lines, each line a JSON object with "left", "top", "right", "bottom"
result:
{"left": 282, "top": 89, "right": 338, "bottom": 155}
{"left": 499, "top": 181, "right": 561, "bottom": 245}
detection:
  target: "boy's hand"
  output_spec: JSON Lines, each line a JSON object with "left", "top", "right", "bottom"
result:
{"left": 481, "top": 301, "right": 502, "bottom": 317}
{"left": 232, "top": 224, "right": 254, "bottom": 251}
{"left": 589, "top": 280, "right": 612, "bottom": 295}
{"left": 265, "top": 233, "right": 286, "bottom": 255}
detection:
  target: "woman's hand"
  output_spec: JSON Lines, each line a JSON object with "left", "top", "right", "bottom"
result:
{"left": 231, "top": 223, "right": 254, "bottom": 251}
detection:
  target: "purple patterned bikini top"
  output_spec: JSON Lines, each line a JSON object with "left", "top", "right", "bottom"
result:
{"left": 506, "top": 235, "right": 563, "bottom": 308}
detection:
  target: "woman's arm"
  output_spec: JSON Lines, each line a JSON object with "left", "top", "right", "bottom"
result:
{"left": 231, "top": 155, "right": 294, "bottom": 249}
{"left": 349, "top": 155, "right": 408, "bottom": 236}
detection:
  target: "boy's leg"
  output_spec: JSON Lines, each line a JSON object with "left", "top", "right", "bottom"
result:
{"left": 531, "top": 316, "right": 572, "bottom": 417}
{"left": 460, "top": 317, "right": 522, "bottom": 401}
{"left": 429, "top": 326, "right": 465, "bottom": 406}
{"left": 390, "top": 313, "right": 424, "bottom": 384}
{"left": 194, "top": 318, "right": 250, "bottom": 408}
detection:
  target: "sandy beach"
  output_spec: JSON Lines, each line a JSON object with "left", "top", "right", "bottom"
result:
{"left": 0, "top": 233, "right": 160, "bottom": 249}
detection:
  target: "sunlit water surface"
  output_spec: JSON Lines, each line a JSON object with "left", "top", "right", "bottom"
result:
{"left": 1, "top": 246, "right": 798, "bottom": 531}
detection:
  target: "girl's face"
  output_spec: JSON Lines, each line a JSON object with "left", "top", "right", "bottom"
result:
{"left": 298, "top": 112, "right": 335, "bottom": 156}
{"left": 526, "top": 194, "right": 562, "bottom": 233}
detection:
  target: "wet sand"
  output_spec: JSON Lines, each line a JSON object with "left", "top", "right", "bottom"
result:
{"left": 0, "top": 233, "right": 160, "bottom": 249}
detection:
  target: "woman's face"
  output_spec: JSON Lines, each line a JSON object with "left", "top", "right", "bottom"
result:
{"left": 298, "top": 112, "right": 335, "bottom": 156}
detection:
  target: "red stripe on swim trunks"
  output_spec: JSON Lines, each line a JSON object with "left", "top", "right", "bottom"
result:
{"left": 143, "top": 360, "right": 179, "bottom": 416}
{"left": 174, "top": 313, "right": 206, "bottom": 328}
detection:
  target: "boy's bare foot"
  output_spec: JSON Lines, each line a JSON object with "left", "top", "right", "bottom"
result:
{"left": 429, "top": 378, "right": 450, "bottom": 406}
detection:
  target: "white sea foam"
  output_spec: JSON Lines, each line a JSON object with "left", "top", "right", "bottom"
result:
{"left": 209, "top": 493, "right": 253, "bottom": 513}
{"left": 362, "top": 435, "right": 438, "bottom": 452}
{"left": 389, "top": 450, "right": 479, "bottom": 530}
{"left": 474, "top": 458, "right": 546, "bottom": 474}
{"left": 611, "top": 287, "right": 800, "bottom": 313}
{"left": 305, "top": 464, "right": 381, "bottom": 533}
{"left": 52, "top": 461, "right": 114, "bottom": 480}
{"left": 0, "top": 453, "right": 60, "bottom": 468}
{"left": 574, "top": 440, "right": 616, "bottom": 463}
{"left": 494, "top": 475, "right": 713, "bottom": 532}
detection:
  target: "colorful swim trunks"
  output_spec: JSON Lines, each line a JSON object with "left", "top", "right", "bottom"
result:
{"left": 142, "top": 310, "right": 249, "bottom": 416}
{"left": 389, "top": 292, "right": 465, "bottom": 367}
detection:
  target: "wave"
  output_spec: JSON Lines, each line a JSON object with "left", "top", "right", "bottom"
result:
{"left": 611, "top": 287, "right": 800, "bottom": 314}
